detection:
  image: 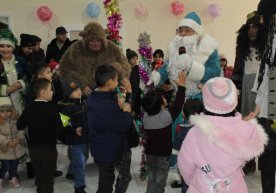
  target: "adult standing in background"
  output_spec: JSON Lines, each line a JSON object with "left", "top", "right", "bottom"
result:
{"left": 232, "top": 11, "right": 265, "bottom": 115}
{"left": 31, "top": 35, "right": 46, "bottom": 65}
{"left": 46, "top": 26, "right": 71, "bottom": 63}
{"left": 232, "top": 11, "right": 265, "bottom": 175}
{"left": 246, "top": 0, "right": 276, "bottom": 192}
{"left": 14, "top": 34, "right": 36, "bottom": 76}
{"left": 0, "top": 29, "right": 30, "bottom": 114}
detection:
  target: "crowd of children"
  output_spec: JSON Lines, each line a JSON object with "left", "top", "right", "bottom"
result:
{"left": 0, "top": 7, "right": 272, "bottom": 193}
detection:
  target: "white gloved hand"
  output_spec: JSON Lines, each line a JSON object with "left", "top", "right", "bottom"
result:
{"left": 177, "top": 54, "right": 192, "bottom": 72}
{"left": 147, "top": 70, "right": 161, "bottom": 86}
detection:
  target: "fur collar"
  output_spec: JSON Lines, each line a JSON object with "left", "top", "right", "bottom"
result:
{"left": 196, "top": 33, "right": 218, "bottom": 64}
{"left": 190, "top": 114, "right": 268, "bottom": 160}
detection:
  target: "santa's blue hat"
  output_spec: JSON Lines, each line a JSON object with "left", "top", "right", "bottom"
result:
{"left": 179, "top": 12, "right": 203, "bottom": 35}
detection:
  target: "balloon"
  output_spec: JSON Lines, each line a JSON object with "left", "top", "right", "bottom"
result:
{"left": 134, "top": 2, "right": 148, "bottom": 19}
{"left": 208, "top": 3, "right": 221, "bottom": 18}
{"left": 171, "top": 0, "right": 185, "bottom": 16}
{"left": 37, "top": 6, "right": 52, "bottom": 22}
{"left": 86, "top": 2, "right": 101, "bottom": 18}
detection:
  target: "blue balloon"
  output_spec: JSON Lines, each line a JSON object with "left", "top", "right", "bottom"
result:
{"left": 86, "top": 2, "right": 100, "bottom": 18}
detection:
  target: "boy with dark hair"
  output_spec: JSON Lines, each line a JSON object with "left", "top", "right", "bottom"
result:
{"left": 141, "top": 71, "right": 186, "bottom": 193}
{"left": 17, "top": 78, "right": 64, "bottom": 193}
{"left": 87, "top": 65, "right": 132, "bottom": 193}
{"left": 60, "top": 78, "right": 88, "bottom": 193}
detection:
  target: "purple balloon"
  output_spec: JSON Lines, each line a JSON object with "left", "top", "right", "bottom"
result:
{"left": 208, "top": 3, "right": 221, "bottom": 18}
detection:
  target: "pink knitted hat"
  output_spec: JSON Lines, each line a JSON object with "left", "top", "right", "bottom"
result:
{"left": 202, "top": 77, "right": 238, "bottom": 114}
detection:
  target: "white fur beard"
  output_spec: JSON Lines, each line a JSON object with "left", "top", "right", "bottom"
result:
{"left": 167, "top": 35, "right": 200, "bottom": 96}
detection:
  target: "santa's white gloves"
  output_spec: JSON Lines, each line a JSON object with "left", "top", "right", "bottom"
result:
{"left": 177, "top": 53, "right": 192, "bottom": 73}
{"left": 147, "top": 70, "right": 161, "bottom": 86}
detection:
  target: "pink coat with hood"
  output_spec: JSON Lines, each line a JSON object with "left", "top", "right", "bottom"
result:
{"left": 178, "top": 113, "right": 267, "bottom": 193}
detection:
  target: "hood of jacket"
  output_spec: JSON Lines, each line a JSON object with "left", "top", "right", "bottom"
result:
{"left": 190, "top": 113, "right": 268, "bottom": 160}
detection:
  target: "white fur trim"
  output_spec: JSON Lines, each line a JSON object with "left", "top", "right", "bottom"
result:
{"left": 179, "top": 18, "right": 203, "bottom": 35}
{"left": 0, "top": 85, "right": 7, "bottom": 96}
{"left": 185, "top": 34, "right": 218, "bottom": 81}
{"left": 196, "top": 34, "right": 218, "bottom": 64}
{"left": 187, "top": 60, "right": 205, "bottom": 81}
{"left": 17, "top": 79, "right": 26, "bottom": 93}
{"left": 204, "top": 104, "right": 237, "bottom": 115}
{"left": 0, "top": 39, "right": 15, "bottom": 48}
{"left": 0, "top": 97, "right": 11, "bottom": 106}
{"left": 190, "top": 114, "right": 268, "bottom": 160}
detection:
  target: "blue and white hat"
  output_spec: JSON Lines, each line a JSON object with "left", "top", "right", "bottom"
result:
{"left": 178, "top": 12, "right": 203, "bottom": 35}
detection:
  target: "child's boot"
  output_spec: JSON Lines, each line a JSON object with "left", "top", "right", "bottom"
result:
{"left": 9, "top": 177, "right": 20, "bottom": 188}
{"left": 74, "top": 186, "right": 87, "bottom": 193}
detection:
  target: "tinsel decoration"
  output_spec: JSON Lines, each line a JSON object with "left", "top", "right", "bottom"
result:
{"left": 137, "top": 32, "right": 154, "bottom": 181}
{"left": 103, "top": 0, "right": 123, "bottom": 46}
{"left": 139, "top": 123, "right": 148, "bottom": 181}
{"left": 137, "top": 32, "right": 153, "bottom": 86}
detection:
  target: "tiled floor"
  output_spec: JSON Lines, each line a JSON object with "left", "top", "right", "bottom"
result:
{"left": 1, "top": 144, "right": 263, "bottom": 193}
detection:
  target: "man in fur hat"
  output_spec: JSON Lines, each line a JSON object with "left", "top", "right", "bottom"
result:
{"left": 245, "top": 0, "right": 276, "bottom": 192}
{"left": 154, "top": 12, "right": 220, "bottom": 99}
{"left": 59, "top": 22, "right": 130, "bottom": 96}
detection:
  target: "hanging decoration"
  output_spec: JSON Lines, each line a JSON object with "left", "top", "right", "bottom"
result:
{"left": 171, "top": 0, "right": 185, "bottom": 16}
{"left": 137, "top": 32, "right": 153, "bottom": 181}
{"left": 103, "top": 0, "right": 123, "bottom": 46}
{"left": 134, "top": 2, "right": 148, "bottom": 20}
{"left": 86, "top": 2, "right": 101, "bottom": 18}
{"left": 37, "top": 6, "right": 53, "bottom": 22}
{"left": 137, "top": 32, "right": 152, "bottom": 86}
{"left": 207, "top": 3, "right": 222, "bottom": 18}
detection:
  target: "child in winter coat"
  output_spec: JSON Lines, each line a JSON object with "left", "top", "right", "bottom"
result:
{"left": 178, "top": 77, "right": 268, "bottom": 193}
{"left": 60, "top": 78, "right": 88, "bottom": 193}
{"left": 87, "top": 65, "right": 132, "bottom": 193}
{"left": 0, "top": 97, "right": 25, "bottom": 189}
{"left": 141, "top": 71, "right": 186, "bottom": 193}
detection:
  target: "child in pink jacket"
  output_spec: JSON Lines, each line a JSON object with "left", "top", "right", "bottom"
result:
{"left": 178, "top": 77, "right": 268, "bottom": 193}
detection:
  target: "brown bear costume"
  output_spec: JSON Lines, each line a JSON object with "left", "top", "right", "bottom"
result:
{"left": 59, "top": 22, "right": 130, "bottom": 91}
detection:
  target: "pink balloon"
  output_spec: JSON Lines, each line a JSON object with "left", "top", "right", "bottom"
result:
{"left": 134, "top": 3, "right": 147, "bottom": 18}
{"left": 171, "top": 0, "right": 184, "bottom": 16}
{"left": 208, "top": 3, "right": 221, "bottom": 18}
{"left": 37, "top": 6, "right": 52, "bottom": 22}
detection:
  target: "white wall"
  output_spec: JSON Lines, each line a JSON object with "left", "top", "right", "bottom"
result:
{"left": 1, "top": 0, "right": 260, "bottom": 64}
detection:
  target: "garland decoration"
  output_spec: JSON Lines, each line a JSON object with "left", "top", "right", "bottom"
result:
{"left": 137, "top": 32, "right": 153, "bottom": 86}
{"left": 103, "top": 0, "right": 123, "bottom": 46}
